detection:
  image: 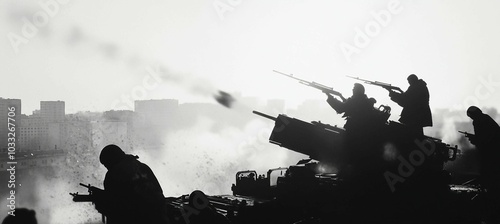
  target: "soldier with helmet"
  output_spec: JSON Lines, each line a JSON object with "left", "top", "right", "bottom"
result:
{"left": 95, "top": 144, "right": 168, "bottom": 224}
{"left": 466, "top": 106, "right": 500, "bottom": 223}
{"left": 465, "top": 106, "right": 500, "bottom": 187}
{"left": 1, "top": 208, "right": 37, "bottom": 224}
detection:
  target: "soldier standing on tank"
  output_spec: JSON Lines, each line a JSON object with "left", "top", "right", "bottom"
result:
{"left": 465, "top": 106, "right": 500, "bottom": 223}
{"left": 325, "top": 83, "right": 387, "bottom": 217}
{"left": 94, "top": 144, "right": 169, "bottom": 224}
{"left": 388, "top": 74, "right": 432, "bottom": 136}
{"left": 324, "top": 83, "right": 381, "bottom": 177}
{"left": 324, "top": 83, "right": 376, "bottom": 132}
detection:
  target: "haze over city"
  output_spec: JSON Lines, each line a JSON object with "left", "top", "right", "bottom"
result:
{"left": 1, "top": 1, "right": 499, "bottom": 116}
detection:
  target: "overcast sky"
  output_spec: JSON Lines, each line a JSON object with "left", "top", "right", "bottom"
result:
{"left": 1, "top": 0, "right": 499, "bottom": 117}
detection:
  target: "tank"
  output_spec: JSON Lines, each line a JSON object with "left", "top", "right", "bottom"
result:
{"left": 165, "top": 110, "right": 483, "bottom": 224}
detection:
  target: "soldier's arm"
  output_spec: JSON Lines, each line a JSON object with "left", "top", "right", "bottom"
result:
{"left": 467, "top": 135, "right": 477, "bottom": 145}
{"left": 326, "top": 94, "right": 346, "bottom": 114}
{"left": 389, "top": 90, "right": 408, "bottom": 107}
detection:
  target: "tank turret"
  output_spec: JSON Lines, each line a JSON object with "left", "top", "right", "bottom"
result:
{"left": 160, "top": 111, "right": 479, "bottom": 224}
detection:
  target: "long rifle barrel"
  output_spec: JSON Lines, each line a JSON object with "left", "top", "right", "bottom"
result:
{"left": 274, "top": 70, "right": 345, "bottom": 101}
{"left": 346, "top": 75, "right": 402, "bottom": 92}
{"left": 253, "top": 111, "right": 277, "bottom": 121}
{"left": 458, "top": 131, "right": 474, "bottom": 136}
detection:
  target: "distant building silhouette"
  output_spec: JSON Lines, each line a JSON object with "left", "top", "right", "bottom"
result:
{"left": 19, "top": 101, "right": 65, "bottom": 151}
{"left": 40, "top": 101, "right": 65, "bottom": 123}
{"left": 0, "top": 98, "right": 21, "bottom": 152}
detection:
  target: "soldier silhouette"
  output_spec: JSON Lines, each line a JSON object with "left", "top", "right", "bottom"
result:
{"left": 466, "top": 106, "right": 500, "bottom": 223}
{"left": 2, "top": 208, "right": 37, "bottom": 224}
{"left": 389, "top": 74, "right": 432, "bottom": 136}
{"left": 325, "top": 83, "right": 376, "bottom": 131}
{"left": 325, "top": 83, "right": 383, "bottom": 182}
{"left": 95, "top": 144, "right": 168, "bottom": 224}
{"left": 465, "top": 107, "right": 500, "bottom": 186}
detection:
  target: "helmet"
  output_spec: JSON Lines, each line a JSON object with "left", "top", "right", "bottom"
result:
{"left": 99, "top": 144, "right": 126, "bottom": 169}
{"left": 2, "top": 208, "right": 37, "bottom": 224}
{"left": 466, "top": 106, "right": 482, "bottom": 119}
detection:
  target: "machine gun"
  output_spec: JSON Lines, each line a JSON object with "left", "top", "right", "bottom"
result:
{"left": 347, "top": 75, "right": 403, "bottom": 93}
{"left": 253, "top": 110, "right": 346, "bottom": 165}
{"left": 458, "top": 131, "right": 475, "bottom": 138}
{"left": 459, "top": 131, "right": 477, "bottom": 145}
{"left": 70, "top": 183, "right": 104, "bottom": 202}
{"left": 70, "top": 183, "right": 106, "bottom": 223}
{"left": 274, "top": 70, "right": 346, "bottom": 101}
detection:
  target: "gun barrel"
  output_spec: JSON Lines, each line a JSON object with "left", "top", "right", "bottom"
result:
{"left": 273, "top": 70, "right": 307, "bottom": 83}
{"left": 253, "top": 111, "right": 276, "bottom": 121}
{"left": 272, "top": 70, "right": 287, "bottom": 76}
{"left": 347, "top": 75, "right": 400, "bottom": 91}
{"left": 374, "top": 80, "right": 392, "bottom": 86}
{"left": 71, "top": 194, "right": 94, "bottom": 202}
{"left": 311, "top": 82, "right": 332, "bottom": 90}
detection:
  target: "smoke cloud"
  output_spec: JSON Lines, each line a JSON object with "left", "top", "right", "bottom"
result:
{"left": 135, "top": 115, "right": 302, "bottom": 196}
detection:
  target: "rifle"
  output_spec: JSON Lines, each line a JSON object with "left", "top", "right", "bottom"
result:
{"left": 70, "top": 183, "right": 106, "bottom": 223}
{"left": 458, "top": 131, "right": 475, "bottom": 138}
{"left": 274, "top": 70, "right": 346, "bottom": 101}
{"left": 70, "top": 183, "right": 104, "bottom": 202}
{"left": 459, "top": 131, "right": 477, "bottom": 146}
{"left": 347, "top": 76, "right": 403, "bottom": 93}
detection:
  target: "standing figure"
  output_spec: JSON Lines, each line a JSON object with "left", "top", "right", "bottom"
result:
{"left": 389, "top": 74, "right": 432, "bottom": 135}
{"left": 466, "top": 106, "right": 500, "bottom": 187}
{"left": 325, "top": 83, "right": 382, "bottom": 181}
{"left": 95, "top": 144, "right": 168, "bottom": 224}
{"left": 466, "top": 106, "right": 500, "bottom": 223}
{"left": 325, "top": 83, "right": 376, "bottom": 131}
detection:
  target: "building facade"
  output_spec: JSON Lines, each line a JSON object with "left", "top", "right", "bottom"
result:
{"left": 19, "top": 101, "right": 66, "bottom": 151}
{"left": 0, "top": 98, "right": 21, "bottom": 152}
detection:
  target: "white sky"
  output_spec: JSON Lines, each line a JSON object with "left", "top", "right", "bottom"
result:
{"left": 1, "top": 0, "right": 499, "bottom": 116}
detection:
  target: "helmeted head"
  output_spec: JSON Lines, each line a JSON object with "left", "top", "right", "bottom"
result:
{"left": 466, "top": 106, "right": 483, "bottom": 120}
{"left": 2, "top": 208, "right": 37, "bottom": 224}
{"left": 352, "top": 83, "right": 365, "bottom": 96}
{"left": 99, "top": 144, "right": 126, "bottom": 170}
{"left": 407, "top": 74, "right": 418, "bottom": 85}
